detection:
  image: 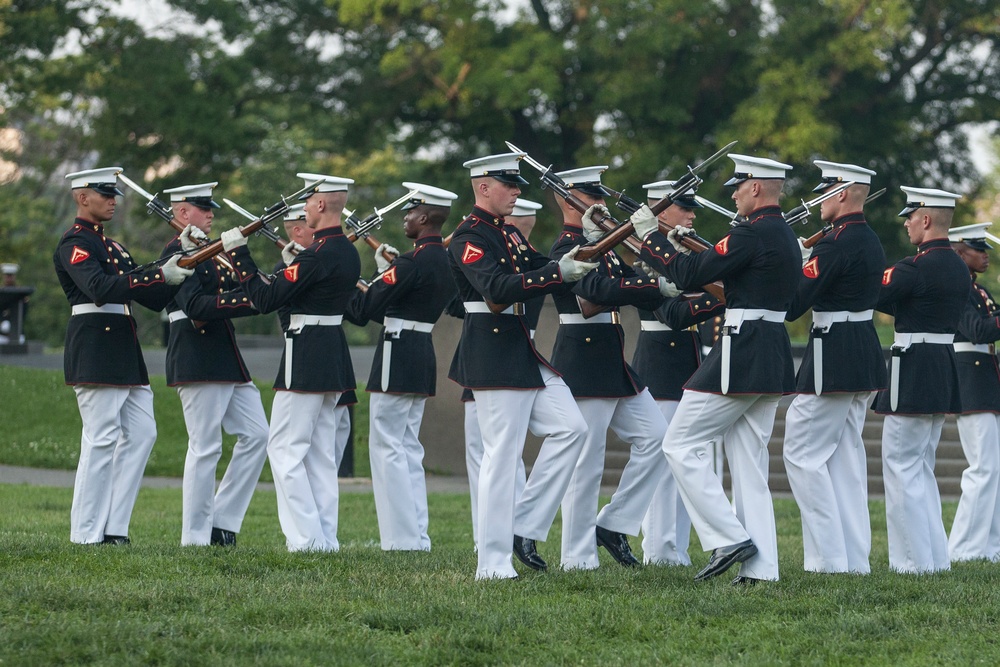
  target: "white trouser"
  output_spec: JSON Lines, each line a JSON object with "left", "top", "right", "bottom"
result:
{"left": 782, "top": 392, "right": 872, "bottom": 573}
{"left": 268, "top": 390, "right": 342, "bottom": 552}
{"left": 473, "top": 365, "right": 588, "bottom": 580}
{"left": 641, "top": 400, "right": 692, "bottom": 565}
{"left": 368, "top": 392, "right": 431, "bottom": 551}
{"left": 176, "top": 382, "right": 269, "bottom": 546}
{"left": 663, "top": 390, "right": 780, "bottom": 581}
{"left": 882, "top": 414, "right": 950, "bottom": 573}
{"left": 561, "top": 390, "right": 667, "bottom": 569}
{"left": 464, "top": 400, "right": 526, "bottom": 552}
{"left": 71, "top": 385, "right": 157, "bottom": 543}
{"left": 949, "top": 412, "right": 1000, "bottom": 561}
{"left": 334, "top": 405, "right": 351, "bottom": 469}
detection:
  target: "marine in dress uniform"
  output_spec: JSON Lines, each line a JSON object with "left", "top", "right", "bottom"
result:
{"left": 636, "top": 154, "right": 800, "bottom": 584}
{"left": 449, "top": 152, "right": 595, "bottom": 580}
{"left": 221, "top": 172, "right": 361, "bottom": 552}
{"left": 54, "top": 167, "right": 193, "bottom": 544}
{"left": 874, "top": 186, "right": 969, "bottom": 574}
{"left": 462, "top": 197, "right": 542, "bottom": 552}
{"left": 946, "top": 223, "right": 1000, "bottom": 562}
{"left": 277, "top": 204, "right": 357, "bottom": 473}
{"left": 546, "top": 166, "right": 672, "bottom": 570}
{"left": 633, "top": 181, "right": 725, "bottom": 566}
{"left": 782, "top": 161, "right": 888, "bottom": 573}
{"left": 159, "top": 182, "right": 270, "bottom": 547}
{"left": 344, "top": 182, "right": 458, "bottom": 551}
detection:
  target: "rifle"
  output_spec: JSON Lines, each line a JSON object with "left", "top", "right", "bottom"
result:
{"left": 176, "top": 179, "right": 324, "bottom": 268}
{"left": 783, "top": 181, "right": 855, "bottom": 227}
{"left": 802, "top": 187, "right": 886, "bottom": 248}
{"left": 341, "top": 188, "right": 419, "bottom": 263}
{"left": 508, "top": 140, "right": 736, "bottom": 262}
{"left": 118, "top": 173, "right": 237, "bottom": 273}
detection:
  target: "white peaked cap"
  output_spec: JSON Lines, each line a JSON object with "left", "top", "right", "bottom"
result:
{"left": 462, "top": 152, "right": 528, "bottom": 184}
{"left": 724, "top": 153, "right": 792, "bottom": 186}
{"left": 898, "top": 186, "right": 962, "bottom": 217}
{"left": 283, "top": 203, "right": 306, "bottom": 222}
{"left": 163, "top": 182, "right": 220, "bottom": 208}
{"left": 296, "top": 172, "right": 354, "bottom": 199}
{"left": 947, "top": 222, "right": 993, "bottom": 250}
{"left": 812, "top": 160, "right": 876, "bottom": 192}
{"left": 642, "top": 179, "right": 702, "bottom": 208}
{"left": 510, "top": 198, "right": 543, "bottom": 217}
{"left": 555, "top": 165, "right": 608, "bottom": 187}
{"left": 65, "top": 167, "right": 124, "bottom": 195}
{"left": 401, "top": 181, "right": 459, "bottom": 209}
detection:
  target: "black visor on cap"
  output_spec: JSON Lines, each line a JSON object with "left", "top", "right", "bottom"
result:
{"left": 87, "top": 182, "right": 124, "bottom": 197}
{"left": 811, "top": 176, "right": 844, "bottom": 193}
{"left": 570, "top": 183, "right": 606, "bottom": 198}
{"left": 962, "top": 239, "right": 992, "bottom": 251}
{"left": 297, "top": 188, "right": 318, "bottom": 201}
{"left": 186, "top": 196, "right": 220, "bottom": 210}
{"left": 898, "top": 202, "right": 922, "bottom": 217}
{"left": 724, "top": 173, "right": 750, "bottom": 187}
{"left": 476, "top": 170, "right": 529, "bottom": 186}
{"left": 674, "top": 195, "right": 703, "bottom": 209}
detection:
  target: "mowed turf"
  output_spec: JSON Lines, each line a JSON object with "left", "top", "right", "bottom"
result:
{"left": 2, "top": 485, "right": 999, "bottom": 666}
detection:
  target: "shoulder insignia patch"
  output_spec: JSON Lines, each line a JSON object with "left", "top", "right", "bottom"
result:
{"left": 283, "top": 264, "right": 299, "bottom": 283}
{"left": 70, "top": 246, "right": 90, "bottom": 264}
{"left": 882, "top": 267, "right": 894, "bottom": 285}
{"left": 803, "top": 257, "right": 820, "bottom": 279}
{"left": 382, "top": 267, "right": 397, "bottom": 285}
{"left": 714, "top": 236, "right": 730, "bottom": 255}
{"left": 462, "top": 242, "right": 484, "bottom": 264}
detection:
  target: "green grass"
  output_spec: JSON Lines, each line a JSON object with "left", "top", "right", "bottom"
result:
{"left": 1, "top": 486, "right": 997, "bottom": 665}
{"left": 0, "top": 365, "right": 371, "bottom": 479}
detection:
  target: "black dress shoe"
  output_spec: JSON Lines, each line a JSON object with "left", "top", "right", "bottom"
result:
{"left": 694, "top": 539, "right": 757, "bottom": 581}
{"left": 101, "top": 535, "right": 130, "bottom": 545}
{"left": 513, "top": 535, "right": 547, "bottom": 571}
{"left": 595, "top": 525, "right": 640, "bottom": 567}
{"left": 731, "top": 575, "right": 760, "bottom": 587}
{"left": 211, "top": 527, "right": 237, "bottom": 547}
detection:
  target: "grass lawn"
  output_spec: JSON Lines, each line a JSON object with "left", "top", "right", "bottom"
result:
{"left": 1, "top": 486, "right": 997, "bottom": 666}
{"left": 0, "top": 365, "right": 372, "bottom": 479}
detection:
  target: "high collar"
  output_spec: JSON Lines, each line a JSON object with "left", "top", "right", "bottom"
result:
{"left": 313, "top": 226, "right": 344, "bottom": 239}
{"left": 562, "top": 221, "right": 583, "bottom": 232}
{"left": 470, "top": 206, "right": 505, "bottom": 229}
{"left": 830, "top": 212, "right": 867, "bottom": 227}
{"left": 917, "top": 238, "right": 951, "bottom": 252}
{"left": 75, "top": 217, "right": 104, "bottom": 234}
{"left": 414, "top": 235, "right": 442, "bottom": 248}
{"left": 746, "top": 204, "right": 782, "bottom": 222}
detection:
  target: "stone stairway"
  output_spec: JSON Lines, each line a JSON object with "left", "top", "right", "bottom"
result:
{"left": 604, "top": 403, "right": 968, "bottom": 498}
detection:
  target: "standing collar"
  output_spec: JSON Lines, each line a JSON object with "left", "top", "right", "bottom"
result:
{"left": 75, "top": 217, "right": 104, "bottom": 234}
{"left": 917, "top": 238, "right": 951, "bottom": 252}
{"left": 831, "top": 212, "right": 867, "bottom": 227}
{"left": 414, "top": 235, "right": 442, "bottom": 247}
{"left": 313, "top": 226, "right": 344, "bottom": 239}
{"left": 470, "top": 206, "right": 505, "bottom": 229}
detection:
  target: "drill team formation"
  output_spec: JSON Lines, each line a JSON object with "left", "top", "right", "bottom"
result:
{"left": 52, "top": 146, "right": 1000, "bottom": 583}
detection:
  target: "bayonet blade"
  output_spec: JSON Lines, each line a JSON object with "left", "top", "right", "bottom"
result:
{"left": 689, "top": 140, "right": 738, "bottom": 175}
{"left": 375, "top": 189, "right": 421, "bottom": 218}
{"left": 223, "top": 198, "right": 259, "bottom": 222}
{"left": 694, "top": 195, "right": 736, "bottom": 219}
{"left": 118, "top": 173, "right": 158, "bottom": 203}
{"left": 503, "top": 141, "right": 544, "bottom": 173}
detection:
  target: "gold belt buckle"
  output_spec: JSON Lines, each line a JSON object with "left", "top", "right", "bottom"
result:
{"left": 512, "top": 302, "right": 525, "bottom": 316}
{"left": 990, "top": 343, "right": 996, "bottom": 356}
{"left": 610, "top": 311, "right": 621, "bottom": 325}
{"left": 123, "top": 303, "right": 132, "bottom": 317}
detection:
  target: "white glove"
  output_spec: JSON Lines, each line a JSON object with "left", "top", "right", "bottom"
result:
{"left": 582, "top": 204, "right": 610, "bottom": 242}
{"left": 375, "top": 243, "right": 399, "bottom": 273}
{"left": 179, "top": 225, "right": 208, "bottom": 251}
{"left": 658, "top": 277, "right": 682, "bottom": 298}
{"left": 557, "top": 246, "right": 599, "bottom": 282}
{"left": 797, "top": 237, "right": 811, "bottom": 268}
{"left": 281, "top": 241, "right": 304, "bottom": 267}
{"left": 161, "top": 255, "right": 194, "bottom": 285}
{"left": 632, "top": 260, "right": 659, "bottom": 280}
{"left": 666, "top": 227, "right": 692, "bottom": 255}
{"left": 220, "top": 227, "right": 247, "bottom": 251}
{"left": 629, "top": 204, "right": 659, "bottom": 240}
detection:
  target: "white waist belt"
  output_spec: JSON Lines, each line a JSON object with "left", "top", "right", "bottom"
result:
{"left": 640, "top": 320, "right": 673, "bottom": 332}
{"left": 723, "top": 308, "right": 786, "bottom": 334}
{"left": 71, "top": 303, "right": 130, "bottom": 316}
{"left": 812, "top": 309, "right": 874, "bottom": 332}
{"left": 559, "top": 312, "right": 619, "bottom": 325}
{"left": 954, "top": 342, "right": 993, "bottom": 354}
{"left": 464, "top": 301, "right": 523, "bottom": 316}
{"left": 289, "top": 314, "right": 343, "bottom": 329}
{"left": 383, "top": 316, "right": 434, "bottom": 334}
{"left": 167, "top": 310, "right": 187, "bottom": 323}
{"left": 892, "top": 332, "right": 955, "bottom": 352}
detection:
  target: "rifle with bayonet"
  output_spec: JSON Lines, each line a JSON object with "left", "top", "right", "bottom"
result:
{"left": 176, "top": 179, "right": 323, "bottom": 269}
{"left": 118, "top": 173, "right": 237, "bottom": 273}
{"left": 802, "top": 188, "right": 886, "bottom": 248}
{"left": 341, "top": 188, "right": 420, "bottom": 263}
{"left": 783, "top": 181, "right": 855, "bottom": 227}
{"left": 600, "top": 184, "right": 718, "bottom": 252}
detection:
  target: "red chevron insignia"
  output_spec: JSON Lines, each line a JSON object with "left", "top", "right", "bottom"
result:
{"left": 462, "top": 243, "right": 484, "bottom": 264}
{"left": 70, "top": 246, "right": 90, "bottom": 264}
{"left": 714, "top": 236, "right": 730, "bottom": 255}
{"left": 283, "top": 264, "right": 299, "bottom": 282}
{"left": 382, "top": 267, "right": 397, "bottom": 285}
{"left": 882, "top": 267, "right": 894, "bottom": 285}
{"left": 803, "top": 257, "right": 820, "bottom": 279}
